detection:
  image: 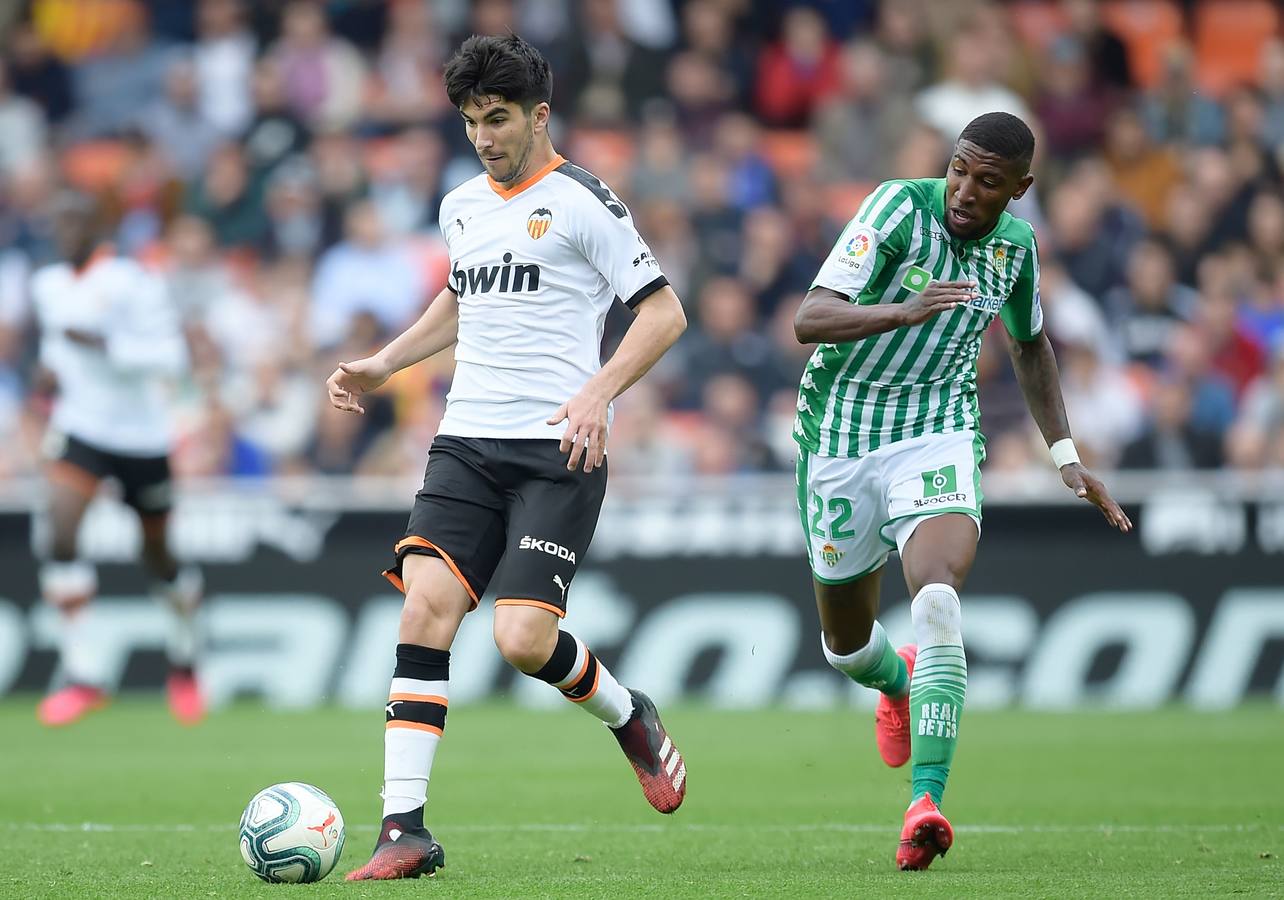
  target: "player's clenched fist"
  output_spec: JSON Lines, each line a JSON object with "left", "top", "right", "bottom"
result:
{"left": 897, "top": 280, "right": 979, "bottom": 326}
{"left": 326, "top": 355, "right": 392, "bottom": 415}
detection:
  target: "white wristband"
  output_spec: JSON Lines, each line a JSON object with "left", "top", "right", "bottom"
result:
{"left": 1050, "top": 438, "right": 1080, "bottom": 468}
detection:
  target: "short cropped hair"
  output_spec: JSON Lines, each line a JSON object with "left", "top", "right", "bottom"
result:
{"left": 958, "top": 112, "right": 1035, "bottom": 171}
{"left": 443, "top": 33, "right": 553, "bottom": 112}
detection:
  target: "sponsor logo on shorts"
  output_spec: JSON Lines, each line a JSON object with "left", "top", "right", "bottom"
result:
{"left": 913, "top": 493, "right": 969, "bottom": 508}
{"left": 819, "top": 543, "right": 844, "bottom": 567}
{"left": 519, "top": 535, "right": 577, "bottom": 564}
{"left": 915, "top": 465, "right": 968, "bottom": 508}
{"left": 921, "top": 465, "right": 958, "bottom": 497}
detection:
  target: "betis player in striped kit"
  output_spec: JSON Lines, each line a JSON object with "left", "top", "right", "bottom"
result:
{"left": 792, "top": 113, "right": 1133, "bottom": 870}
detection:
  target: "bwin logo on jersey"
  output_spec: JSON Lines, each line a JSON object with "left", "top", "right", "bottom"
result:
{"left": 519, "top": 535, "right": 577, "bottom": 563}
{"left": 453, "top": 252, "right": 542, "bottom": 296}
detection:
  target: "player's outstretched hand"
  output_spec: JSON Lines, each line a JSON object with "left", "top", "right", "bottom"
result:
{"left": 326, "top": 356, "right": 392, "bottom": 415}
{"left": 899, "top": 280, "right": 979, "bottom": 327}
{"left": 1060, "top": 463, "right": 1132, "bottom": 532}
{"left": 548, "top": 387, "right": 610, "bottom": 473}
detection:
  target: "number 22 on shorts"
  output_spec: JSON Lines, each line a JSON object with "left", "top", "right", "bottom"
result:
{"left": 809, "top": 493, "right": 856, "bottom": 540}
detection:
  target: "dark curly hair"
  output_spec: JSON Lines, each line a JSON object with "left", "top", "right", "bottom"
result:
{"left": 958, "top": 112, "right": 1035, "bottom": 172}
{"left": 443, "top": 33, "right": 553, "bottom": 112}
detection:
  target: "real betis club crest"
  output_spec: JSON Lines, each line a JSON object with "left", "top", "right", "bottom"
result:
{"left": 991, "top": 244, "right": 1009, "bottom": 278}
{"left": 921, "top": 465, "right": 958, "bottom": 497}
{"left": 820, "top": 543, "right": 844, "bottom": 567}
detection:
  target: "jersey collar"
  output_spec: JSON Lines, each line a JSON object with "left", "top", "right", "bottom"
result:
{"left": 487, "top": 153, "right": 566, "bottom": 201}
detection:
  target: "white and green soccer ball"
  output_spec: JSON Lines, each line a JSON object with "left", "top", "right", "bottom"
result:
{"left": 238, "top": 782, "right": 346, "bottom": 883}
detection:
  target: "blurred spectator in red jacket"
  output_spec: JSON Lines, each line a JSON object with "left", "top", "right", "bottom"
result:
{"left": 754, "top": 7, "right": 841, "bottom": 128}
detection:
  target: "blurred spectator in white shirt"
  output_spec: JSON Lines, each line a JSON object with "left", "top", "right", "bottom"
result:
{"left": 916, "top": 24, "right": 1031, "bottom": 142}
{"left": 310, "top": 201, "right": 424, "bottom": 349}
{"left": 1057, "top": 337, "right": 1143, "bottom": 469}
{"left": 194, "top": 0, "right": 257, "bottom": 136}
{"left": 0, "top": 60, "right": 48, "bottom": 177}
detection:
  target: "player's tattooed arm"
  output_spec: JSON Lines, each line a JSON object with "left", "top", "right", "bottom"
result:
{"left": 793, "top": 283, "right": 978, "bottom": 344}
{"left": 326, "top": 287, "right": 459, "bottom": 414}
{"left": 548, "top": 285, "right": 686, "bottom": 473}
{"left": 1006, "top": 331, "right": 1132, "bottom": 533}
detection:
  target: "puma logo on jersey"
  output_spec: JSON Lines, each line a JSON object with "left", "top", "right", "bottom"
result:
{"left": 519, "top": 535, "right": 576, "bottom": 563}
{"left": 453, "top": 252, "right": 542, "bottom": 296}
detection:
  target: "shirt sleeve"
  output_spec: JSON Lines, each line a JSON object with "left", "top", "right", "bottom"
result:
{"left": 999, "top": 233, "right": 1044, "bottom": 341}
{"left": 810, "top": 181, "right": 916, "bottom": 304}
{"left": 439, "top": 197, "right": 459, "bottom": 294}
{"left": 569, "top": 175, "right": 668, "bottom": 309}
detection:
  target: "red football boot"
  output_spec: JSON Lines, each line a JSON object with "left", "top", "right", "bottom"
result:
{"left": 166, "top": 669, "right": 206, "bottom": 726}
{"left": 896, "top": 793, "right": 954, "bottom": 871}
{"left": 875, "top": 644, "right": 917, "bottom": 767}
{"left": 610, "top": 689, "right": 686, "bottom": 814}
{"left": 346, "top": 819, "right": 445, "bottom": 881}
{"left": 37, "top": 684, "right": 109, "bottom": 727}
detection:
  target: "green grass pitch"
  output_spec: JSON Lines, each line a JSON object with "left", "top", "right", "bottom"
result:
{"left": 1, "top": 699, "right": 1279, "bottom": 898}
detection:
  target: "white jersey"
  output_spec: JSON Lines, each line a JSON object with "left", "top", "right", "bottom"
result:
{"left": 436, "top": 154, "right": 668, "bottom": 440}
{"left": 33, "top": 251, "right": 187, "bottom": 456}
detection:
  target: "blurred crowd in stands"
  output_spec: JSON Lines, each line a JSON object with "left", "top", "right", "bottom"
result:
{"left": 0, "top": 0, "right": 1282, "bottom": 482}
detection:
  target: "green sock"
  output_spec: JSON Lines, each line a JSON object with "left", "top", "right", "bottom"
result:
{"left": 909, "top": 643, "right": 967, "bottom": 805}
{"left": 823, "top": 621, "right": 909, "bottom": 697}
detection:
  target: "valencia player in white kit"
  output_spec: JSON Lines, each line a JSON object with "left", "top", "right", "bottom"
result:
{"left": 32, "top": 195, "right": 204, "bottom": 727}
{"left": 328, "top": 35, "right": 689, "bottom": 881}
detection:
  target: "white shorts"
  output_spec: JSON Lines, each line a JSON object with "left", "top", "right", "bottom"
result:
{"left": 796, "top": 430, "right": 984, "bottom": 583}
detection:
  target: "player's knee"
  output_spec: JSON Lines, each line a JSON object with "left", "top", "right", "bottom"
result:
{"left": 493, "top": 618, "right": 557, "bottom": 673}
{"left": 399, "top": 587, "right": 460, "bottom": 644}
{"left": 910, "top": 583, "right": 963, "bottom": 646}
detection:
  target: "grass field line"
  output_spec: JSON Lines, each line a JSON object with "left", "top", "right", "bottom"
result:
{"left": 5, "top": 822, "right": 1280, "bottom": 835}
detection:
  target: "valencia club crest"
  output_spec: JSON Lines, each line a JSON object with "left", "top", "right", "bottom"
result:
{"left": 527, "top": 208, "right": 552, "bottom": 239}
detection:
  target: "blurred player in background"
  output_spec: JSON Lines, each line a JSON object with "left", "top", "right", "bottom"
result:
{"left": 792, "top": 112, "right": 1132, "bottom": 870}
{"left": 31, "top": 194, "right": 203, "bottom": 727}
{"left": 327, "top": 34, "right": 689, "bottom": 881}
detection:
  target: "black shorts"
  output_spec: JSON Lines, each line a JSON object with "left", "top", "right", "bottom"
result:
{"left": 384, "top": 435, "right": 607, "bottom": 618}
{"left": 46, "top": 432, "right": 172, "bottom": 515}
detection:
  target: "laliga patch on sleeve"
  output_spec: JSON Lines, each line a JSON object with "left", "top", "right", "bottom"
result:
{"left": 837, "top": 225, "right": 876, "bottom": 269}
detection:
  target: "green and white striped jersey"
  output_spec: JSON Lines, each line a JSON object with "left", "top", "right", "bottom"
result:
{"left": 795, "top": 177, "right": 1042, "bottom": 458}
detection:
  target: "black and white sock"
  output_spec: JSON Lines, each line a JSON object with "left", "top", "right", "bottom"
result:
{"left": 382, "top": 643, "right": 449, "bottom": 820}
{"left": 527, "top": 631, "right": 633, "bottom": 728}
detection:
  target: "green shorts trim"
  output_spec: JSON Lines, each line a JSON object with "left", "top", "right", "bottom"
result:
{"left": 810, "top": 558, "right": 886, "bottom": 585}
{"left": 878, "top": 507, "right": 982, "bottom": 548}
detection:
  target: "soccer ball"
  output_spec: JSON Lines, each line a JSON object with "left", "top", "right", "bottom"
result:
{"left": 238, "top": 782, "right": 346, "bottom": 883}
